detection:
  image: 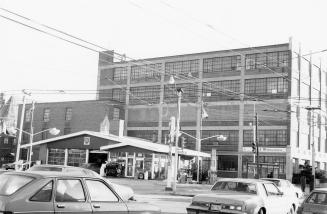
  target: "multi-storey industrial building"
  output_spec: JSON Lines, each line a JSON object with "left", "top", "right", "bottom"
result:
{"left": 97, "top": 41, "right": 327, "bottom": 180}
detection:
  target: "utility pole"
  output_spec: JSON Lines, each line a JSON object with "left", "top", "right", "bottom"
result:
{"left": 305, "top": 106, "right": 320, "bottom": 190}
{"left": 255, "top": 113, "right": 259, "bottom": 179}
{"left": 28, "top": 101, "right": 35, "bottom": 168}
{"left": 15, "top": 96, "right": 26, "bottom": 170}
{"left": 172, "top": 88, "right": 183, "bottom": 194}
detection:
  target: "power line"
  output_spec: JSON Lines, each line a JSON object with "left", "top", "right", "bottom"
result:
{"left": 0, "top": 8, "right": 321, "bottom": 116}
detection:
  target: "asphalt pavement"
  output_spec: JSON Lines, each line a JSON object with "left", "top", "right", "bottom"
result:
{"left": 106, "top": 177, "right": 211, "bottom": 197}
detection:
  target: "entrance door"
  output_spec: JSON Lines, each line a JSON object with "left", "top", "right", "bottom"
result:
{"left": 126, "top": 157, "right": 134, "bottom": 177}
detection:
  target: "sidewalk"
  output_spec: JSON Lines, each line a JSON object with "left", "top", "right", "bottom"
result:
{"left": 106, "top": 177, "right": 211, "bottom": 197}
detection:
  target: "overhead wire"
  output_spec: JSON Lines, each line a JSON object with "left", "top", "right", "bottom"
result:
{"left": 0, "top": 7, "right": 324, "bottom": 118}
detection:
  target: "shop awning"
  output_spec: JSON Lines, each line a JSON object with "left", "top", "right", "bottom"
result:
{"left": 100, "top": 136, "right": 211, "bottom": 158}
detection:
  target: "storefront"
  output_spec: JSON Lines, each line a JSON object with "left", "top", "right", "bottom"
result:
{"left": 19, "top": 130, "right": 210, "bottom": 180}
{"left": 100, "top": 137, "right": 210, "bottom": 179}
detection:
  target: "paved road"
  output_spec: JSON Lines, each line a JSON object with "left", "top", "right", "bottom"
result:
{"left": 135, "top": 194, "right": 191, "bottom": 214}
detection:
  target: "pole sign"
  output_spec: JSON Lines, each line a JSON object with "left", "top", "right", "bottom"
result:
{"left": 243, "top": 147, "right": 286, "bottom": 153}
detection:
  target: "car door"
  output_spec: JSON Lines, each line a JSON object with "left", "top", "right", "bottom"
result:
{"left": 84, "top": 178, "right": 128, "bottom": 214}
{"left": 54, "top": 178, "right": 92, "bottom": 214}
{"left": 302, "top": 192, "right": 327, "bottom": 214}
{"left": 10, "top": 178, "right": 55, "bottom": 214}
{"left": 262, "top": 183, "right": 289, "bottom": 214}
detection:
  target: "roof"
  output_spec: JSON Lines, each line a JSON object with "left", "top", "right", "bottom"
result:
{"left": 20, "top": 130, "right": 123, "bottom": 149}
{"left": 20, "top": 130, "right": 210, "bottom": 157}
{"left": 217, "top": 178, "right": 270, "bottom": 184}
{"left": 100, "top": 136, "right": 211, "bottom": 158}
{"left": 2, "top": 170, "right": 95, "bottom": 179}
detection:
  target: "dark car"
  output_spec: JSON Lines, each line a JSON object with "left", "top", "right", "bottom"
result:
{"left": 105, "top": 162, "right": 124, "bottom": 177}
{"left": 0, "top": 171, "right": 161, "bottom": 214}
{"left": 297, "top": 188, "right": 327, "bottom": 214}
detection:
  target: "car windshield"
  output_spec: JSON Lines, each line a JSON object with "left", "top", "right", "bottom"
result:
{"left": 262, "top": 179, "right": 281, "bottom": 187}
{"left": 28, "top": 166, "right": 62, "bottom": 172}
{"left": 212, "top": 181, "right": 257, "bottom": 194}
{"left": 0, "top": 174, "right": 34, "bottom": 195}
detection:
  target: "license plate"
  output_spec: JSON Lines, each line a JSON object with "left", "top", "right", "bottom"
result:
{"left": 210, "top": 204, "right": 222, "bottom": 211}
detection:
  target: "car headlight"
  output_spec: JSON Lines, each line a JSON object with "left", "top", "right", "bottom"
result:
{"left": 222, "top": 204, "right": 242, "bottom": 211}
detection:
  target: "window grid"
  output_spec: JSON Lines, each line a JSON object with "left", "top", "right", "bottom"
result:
{"left": 244, "top": 77, "right": 288, "bottom": 95}
{"left": 164, "top": 83, "right": 198, "bottom": 102}
{"left": 131, "top": 63, "right": 162, "bottom": 80}
{"left": 48, "top": 148, "right": 65, "bottom": 165}
{"left": 43, "top": 109, "right": 50, "bottom": 122}
{"left": 113, "top": 108, "right": 120, "bottom": 120}
{"left": 165, "top": 60, "right": 199, "bottom": 75}
{"left": 202, "top": 80, "right": 240, "bottom": 98}
{"left": 112, "top": 88, "right": 125, "bottom": 102}
{"left": 65, "top": 108, "right": 72, "bottom": 121}
{"left": 113, "top": 67, "right": 127, "bottom": 81}
{"left": 67, "top": 149, "right": 86, "bottom": 167}
{"left": 129, "top": 86, "right": 161, "bottom": 104}
{"left": 243, "top": 130, "right": 287, "bottom": 146}
{"left": 203, "top": 55, "right": 241, "bottom": 73}
{"left": 245, "top": 51, "right": 290, "bottom": 70}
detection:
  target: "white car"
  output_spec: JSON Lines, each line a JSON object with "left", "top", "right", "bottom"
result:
{"left": 27, "top": 164, "right": 135, "bottom": 201}
{"left": 187, "top": 178, "right": 297, "bottom": 214}
{"left": 261, "top": 178, "right": 304, "bottom": 199}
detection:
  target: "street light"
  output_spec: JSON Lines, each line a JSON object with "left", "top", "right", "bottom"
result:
{"left": 11, "top": 127, "right": 60, "bottom": 168}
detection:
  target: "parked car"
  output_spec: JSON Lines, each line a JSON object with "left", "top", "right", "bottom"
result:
{"left": 187, "top": 178, "right": 298, "bottom": 214}
{"left": 0, "top": 171, "right": 161, "bottom": 214}
{"left": 297, "top": 188, "right": 327, "bottom": 214}
{"left": 261, "top": 178, "right": 304, "bottom": 199}
{"left": 105, "top": 162, "right": 124, "bottom": 177}
{"left": 28, "top": 164, "right": 135, "bottom": 201}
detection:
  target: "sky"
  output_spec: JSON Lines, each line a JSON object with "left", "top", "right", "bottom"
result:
{"left": 1, "top": 0, "right": 327, "bottom": 104}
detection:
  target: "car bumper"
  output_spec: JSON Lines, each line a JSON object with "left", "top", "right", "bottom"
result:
{"left": 187, "top": 208, "right": 248, "bottom": 214}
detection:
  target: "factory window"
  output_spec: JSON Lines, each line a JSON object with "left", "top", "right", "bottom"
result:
{"left": 245, "top": 51, "right": 289, "bottom": 70}
{"left": 113, "top": 108, "right": 120, "bottom": 120}
{"left": 131, "top": 63, "right": 162, "bottom": 80}
{"left": 202, "top": 80, "right": 240, "bottom": 100}
{"left": 127, "top": 130, "right": 158, "bottom": 142}
{"left": 3, "top": 138, "right": 8, "bottom": 144}
{"left": 65, "top": 108, "right": 72, "bottom": 121}
{"left": 43, "top": 108, "right": 50, "bottom": 122}
{"left": 243, "top": 130, "right": 287, "bottom": 146}
{"left": 112, "top": 88, "right": 125, "bottom": 102}
{"left": 244, "top": 77, "right": 288, "bottom": 95}
{"left": 48, "top": 149, "right": 65, "bottom": 165}
{"left": 129, "top": 86, "right": 160, "bottom": 104}
{"left": 113, "top": 67, "right": 127, "bottom": 81}
{"left": 164, "top": 83, "right": 198, "bottom": 102}
{"left": 203, "top": 55, "right": 241, "bottom": 73}
{"left": 165, "top": 59, "right": 199, "bottom": 75}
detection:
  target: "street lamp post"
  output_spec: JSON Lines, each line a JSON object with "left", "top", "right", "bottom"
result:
{"left": 14, "top": 127, "right": 60, "bottom": 168}
{"left": 172, "top": 88, "right": 183, "bottom": 194}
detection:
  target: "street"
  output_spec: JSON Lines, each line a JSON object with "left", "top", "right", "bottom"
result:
{"left": 135, "top": 194, "right": 191, "bottom": 214}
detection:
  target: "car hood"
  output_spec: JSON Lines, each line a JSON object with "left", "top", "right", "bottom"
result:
{"left": 109, "top": 182, "right": 135, "bottom": 201}
{"left": 125, "top": 201, "right": 161, "bottom": 213}
{"left": 193, "top": 192, "right": 258, "bottom": 205}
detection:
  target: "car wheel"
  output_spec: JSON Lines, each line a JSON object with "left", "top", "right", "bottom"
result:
{"left": 258, "top": 208, "right": 264, "bottom": 214}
